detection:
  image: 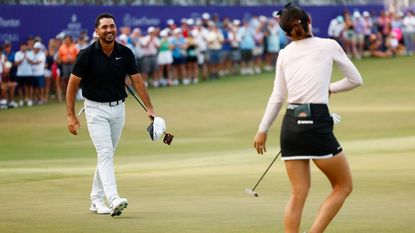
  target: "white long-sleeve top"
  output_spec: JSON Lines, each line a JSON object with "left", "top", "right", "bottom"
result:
{"left": 258, "top": 37, "right": 363, "bottom": 133}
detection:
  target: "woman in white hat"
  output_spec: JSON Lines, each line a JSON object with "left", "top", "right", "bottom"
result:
{"left": 157, "top": 29, "right": 174, "bottom": 86}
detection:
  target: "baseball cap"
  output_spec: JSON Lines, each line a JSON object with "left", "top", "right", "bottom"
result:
{"left": 167, "top": 19, "right": 175, "bottom": 25}
{"left": 56, "top": 32, "right": 65, "bottom": 40}
{"left": 147, "top": 117, "right": 166, "bottom": 141}
{"left": 353, "top": 11, "right": 361, "bottom": 18}
{"left": 202, "top": 12, "right": 210, "bottom": 20}
{"left": 160, "top": 29, "right": 169, "bottom": 37}
{"left": 147, "top": 26, "right": 156, "bottom": 34}
{"left": 34, "top": 42, "right": 42, "bottom": 49}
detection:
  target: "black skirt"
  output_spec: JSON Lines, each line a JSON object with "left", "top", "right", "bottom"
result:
{"left": 280, "top": 103, "right": 342, "bottom": 160}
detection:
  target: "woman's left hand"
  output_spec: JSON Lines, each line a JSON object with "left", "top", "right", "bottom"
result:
{"left": 254, "top": 132, "right": 267, "bottom": 155}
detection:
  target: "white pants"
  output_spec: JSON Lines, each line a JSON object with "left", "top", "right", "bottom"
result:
{"left": 84, "top": 98, "right": 125, "bottom": 204}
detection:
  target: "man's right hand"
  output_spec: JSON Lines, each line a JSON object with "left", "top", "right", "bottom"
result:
{"left": 147, "top": 108, "right": 155, "bottom": 121}
{"left": 66, "top": 74, "right": 82, "bottom": 135}
{"left": 67, "top": 115, "right": 81, "bottom": 135}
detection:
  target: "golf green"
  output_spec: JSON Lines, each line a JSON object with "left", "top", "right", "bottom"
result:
{"left": 0, "top": 56, "right": 414, "bottom": 233}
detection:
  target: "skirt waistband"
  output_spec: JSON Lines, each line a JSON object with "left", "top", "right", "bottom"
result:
{"left": 286, "top": 103, "right": 329, "bottom": 118}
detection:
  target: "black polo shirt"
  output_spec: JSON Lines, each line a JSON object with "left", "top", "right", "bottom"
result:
{"left": 72, "top": 41, "right": 139, "bottom": 102}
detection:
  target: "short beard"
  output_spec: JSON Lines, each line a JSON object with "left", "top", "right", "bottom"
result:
{"left": 100, "top": 33, "right": 115, "bottom": 44}
{"left": 101, "top": 37, "right": 114, "bottom": 44}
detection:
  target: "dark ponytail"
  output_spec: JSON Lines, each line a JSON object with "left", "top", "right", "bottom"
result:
{"left": 290, "top": 19, "right": 309, "bottom": 40}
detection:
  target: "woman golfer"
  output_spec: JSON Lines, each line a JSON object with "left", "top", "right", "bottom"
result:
{"left": 253, "top": 3, "right": 363, "bottom": 233}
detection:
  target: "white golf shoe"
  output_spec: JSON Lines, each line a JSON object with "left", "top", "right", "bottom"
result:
{"left": 90, "top": 199, "right": 111, "bottom": 214}
{"left": 110, "top": 197, "right": 128, "bottom": 217}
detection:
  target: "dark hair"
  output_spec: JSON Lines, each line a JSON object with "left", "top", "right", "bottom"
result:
{"left": 276, "top": 3, "right": 310, "bottom": 40}
{"left": 95, "top": 13, "right": 115, "bottom": 28}
{"left": 64, "top": 35, "right": 73, "bottom": 41}
{"left": 290, "top": 20, "right": 309, "bottom": 40}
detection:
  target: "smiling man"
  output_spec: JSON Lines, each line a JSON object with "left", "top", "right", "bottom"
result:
{"left": 66, "top": 13, "right": 155, "bottom": 217}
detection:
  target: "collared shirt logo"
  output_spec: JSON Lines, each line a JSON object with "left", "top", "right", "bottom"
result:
{"left": 116, "top": 57, "right": 122, "bottom": 60}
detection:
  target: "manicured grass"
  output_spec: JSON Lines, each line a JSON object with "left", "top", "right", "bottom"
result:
{"left": 0, "top": 56, "right": 414, "bottom": 233}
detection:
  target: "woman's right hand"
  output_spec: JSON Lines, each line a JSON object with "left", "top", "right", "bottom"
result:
{"left": 254, "top": 132, "right": 267, "bottom": 155}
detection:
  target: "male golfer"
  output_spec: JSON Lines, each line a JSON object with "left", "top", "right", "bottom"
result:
{"left": 66, "top": 13, "right": 155, "bottom": 217}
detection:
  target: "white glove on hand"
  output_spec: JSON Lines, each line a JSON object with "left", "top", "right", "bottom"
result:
{"left": 331, "top": 112, "right": 342, "bottom": 125}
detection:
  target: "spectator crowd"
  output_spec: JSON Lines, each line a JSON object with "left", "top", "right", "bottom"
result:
{"left": 328, "top": 9, "right": 415, "bottom": 58}
{"left": 1, "top": 9, "right": 415, "bottom": 110}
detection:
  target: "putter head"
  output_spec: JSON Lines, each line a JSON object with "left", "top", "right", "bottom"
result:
{"left": 163, "top": 132, "right": 174, "bottom": 145}
{"left": 244, "top": 188, "right": 259, "bottom": 197}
